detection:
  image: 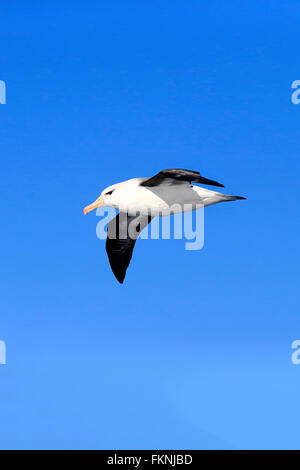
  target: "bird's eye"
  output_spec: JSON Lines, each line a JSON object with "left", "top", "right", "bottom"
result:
{"left": 105, "top": 189, "right": 114, "bottom": 196}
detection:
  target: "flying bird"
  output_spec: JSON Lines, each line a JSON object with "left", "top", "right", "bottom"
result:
{"left": 83, "top": 168, "right": 246, "bottom": 283}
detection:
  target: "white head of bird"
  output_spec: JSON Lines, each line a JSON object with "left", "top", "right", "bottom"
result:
{"left": 83, "top": 183, "right": 120, "bottom": 215}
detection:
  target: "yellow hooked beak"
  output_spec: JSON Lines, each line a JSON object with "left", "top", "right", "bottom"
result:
{"left": 83, "top": 195, "right": 104, "bottom": 215}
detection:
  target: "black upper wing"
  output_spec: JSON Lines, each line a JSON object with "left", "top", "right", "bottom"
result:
{"left": 140, "top": 168, "right": 224, "bottom": 188}
{"left": 106, "top": 212, "right": 153, "bottom": 284}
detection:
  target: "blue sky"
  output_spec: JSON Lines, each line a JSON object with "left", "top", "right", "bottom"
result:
{"left": 1, "top": 1, "right": 300, "bottom": 450}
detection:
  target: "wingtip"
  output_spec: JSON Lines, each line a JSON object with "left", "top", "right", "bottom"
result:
{"left": 197, "top": 176, "right": 225, "bottom": 188}
{"left": 114, "top": 272, "right": 125, "bottom": 284}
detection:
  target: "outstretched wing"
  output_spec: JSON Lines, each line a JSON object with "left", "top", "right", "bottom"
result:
{"left": 106, "top": 212, "right": 153, "bottom": 284}
{"left": 140, "top": 168, "right": 224, "bottom": 188}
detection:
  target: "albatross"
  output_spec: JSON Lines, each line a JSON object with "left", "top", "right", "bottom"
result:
{"left": 83, "top": 168, "right": 246, "bottom": 283}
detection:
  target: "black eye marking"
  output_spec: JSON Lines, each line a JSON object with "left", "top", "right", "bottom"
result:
{"left": 105, "top": 189, "right": 115, "bottom": 196}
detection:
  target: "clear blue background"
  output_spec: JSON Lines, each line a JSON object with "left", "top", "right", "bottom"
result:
{"left": 1, "top": 1, "right": 300, "bottom": 450}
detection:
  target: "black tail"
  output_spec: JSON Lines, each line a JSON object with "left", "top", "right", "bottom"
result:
{"left": 223, "top": 195, "right": 247, "bottom": 201}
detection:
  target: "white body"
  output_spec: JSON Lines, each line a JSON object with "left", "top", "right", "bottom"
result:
{"left": 102, "top": 178, "right": 231, "bottom": 216}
